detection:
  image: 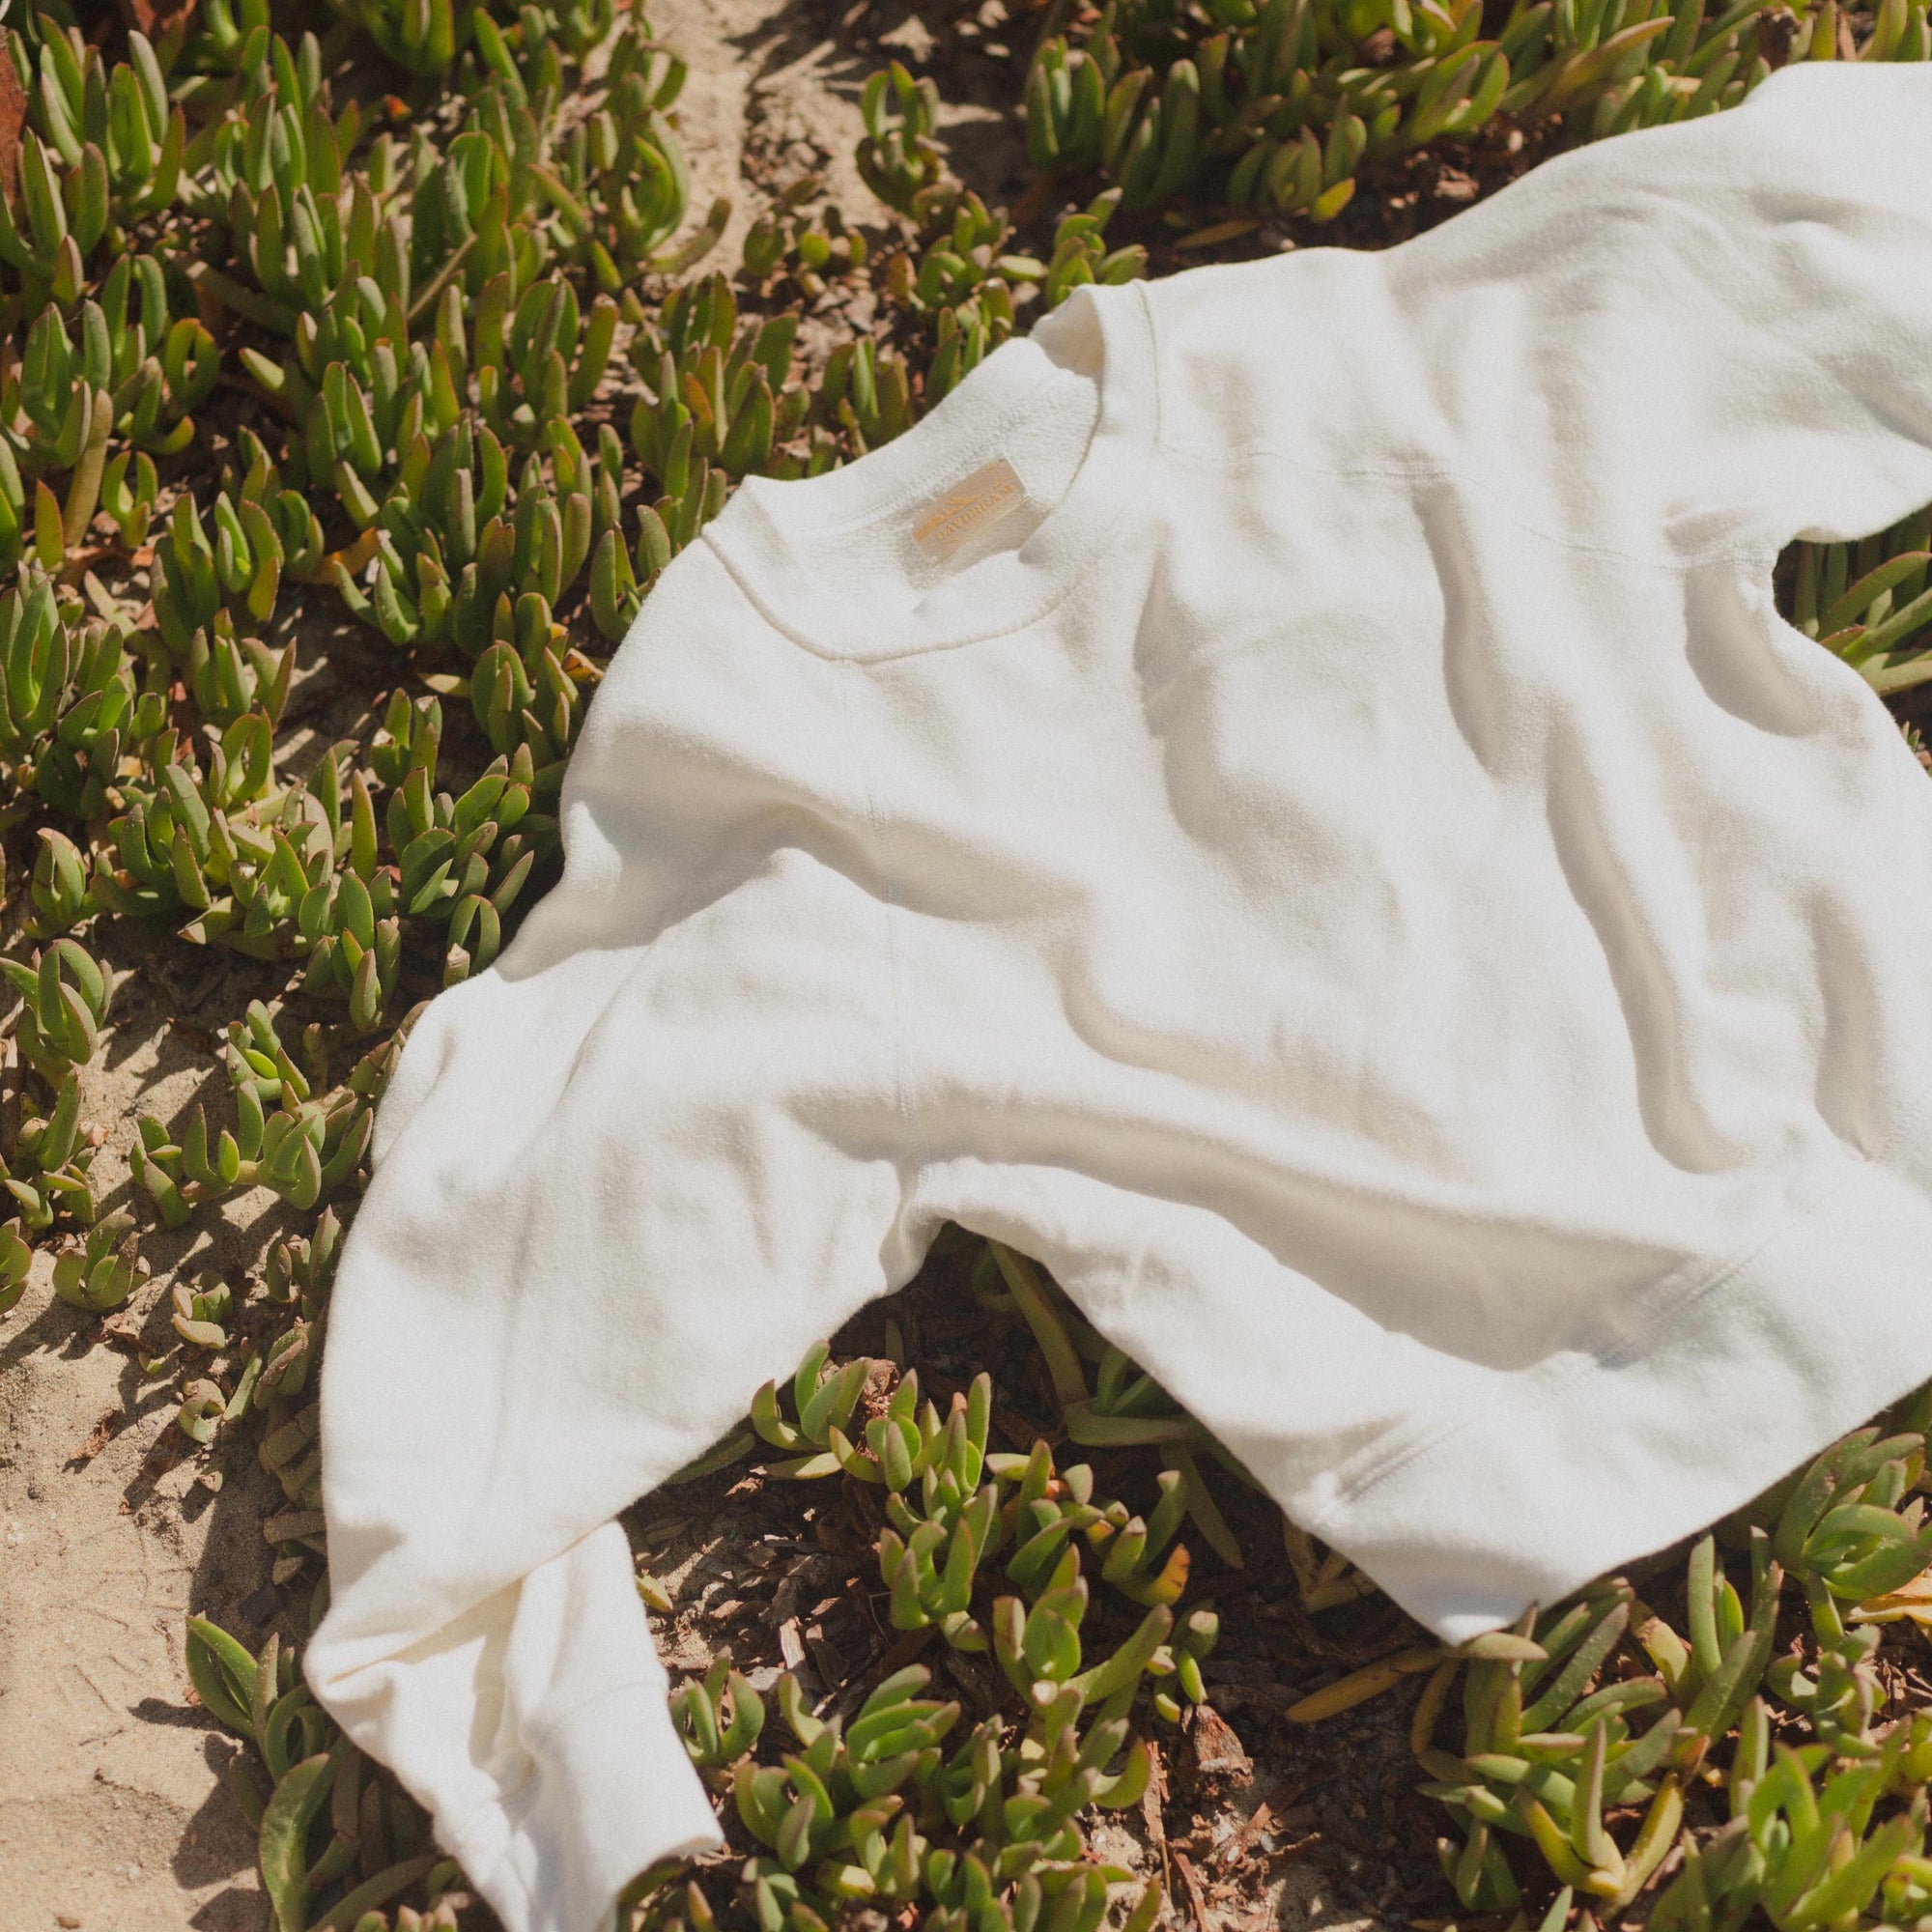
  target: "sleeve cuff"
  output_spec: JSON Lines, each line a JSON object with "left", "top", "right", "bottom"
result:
{"left": 306, "top": 1519, "right": 726, "bottom": 1932}
{"left": 436, "top": 1668, "right": 726, "bottom": 1932}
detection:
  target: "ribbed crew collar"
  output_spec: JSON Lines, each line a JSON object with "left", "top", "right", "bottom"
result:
{"left": 701, "top": 276, "right": 1159, "bottom": 661}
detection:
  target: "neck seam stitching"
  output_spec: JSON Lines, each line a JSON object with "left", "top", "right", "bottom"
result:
{"left": 700, "top": 279, "right": 1161, "bottom": 660}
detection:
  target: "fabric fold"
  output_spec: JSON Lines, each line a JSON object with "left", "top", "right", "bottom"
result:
{"left": 307, "top": 59, "right": 1932, "bottom": 1932}
{"left": 308, "top": 1521, "right": 724, "bottom": 1932}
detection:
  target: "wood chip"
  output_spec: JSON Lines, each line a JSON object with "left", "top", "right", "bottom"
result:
{"left": 771, "top": 1552, "right": 841, "bottom": 1627}
{"left": 0, "top": 50, "right": 23, "bottom": 207}
{"left": 806, "top": 1629, "right": 846, "bottom": 1687}
{"left": 1173, "top": 1849, "right": 1214, "bottom": 1932}
{"left": 263, "top": 1509, "right": 326, "bottom": 1545}
{"left": 1187, "top": 1704, "right": 1253, "bottom": 1785}
{"left": 779, "top": 1617, "right": 806, "bottom": 1670}
{"left": 1141, "top": 1738, "right": 1172, "bottom": 1897}
{"left": 1216, "top": 1801, "right": 1271, "bottom": 1866}
{"left": 71, "top": 1407, "right": 125, "bottom": 1463}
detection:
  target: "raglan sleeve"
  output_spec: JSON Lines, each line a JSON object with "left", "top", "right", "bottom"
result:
{"left": 1381, "top": 59, "right": 1932, "bottom": 561}
{"left": 299, "top": 569, "right": 923, "bottom": 1932}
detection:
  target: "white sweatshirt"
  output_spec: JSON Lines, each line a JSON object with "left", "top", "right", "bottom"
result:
{"left": 308, "top": 59, "right": 1932, "bottom": 1932}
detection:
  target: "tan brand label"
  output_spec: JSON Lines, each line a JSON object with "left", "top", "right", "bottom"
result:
{"left": 911, "top": 457, "right": 1027, "bottom": 562}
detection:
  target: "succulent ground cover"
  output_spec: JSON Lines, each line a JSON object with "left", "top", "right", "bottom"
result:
{"left": 6, "top": 0, "right": 1932, "bottom": 1927}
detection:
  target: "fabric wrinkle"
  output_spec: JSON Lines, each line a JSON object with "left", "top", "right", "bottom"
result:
{"left": 305, "top": 62, "right": 1932, "bottom": 1932}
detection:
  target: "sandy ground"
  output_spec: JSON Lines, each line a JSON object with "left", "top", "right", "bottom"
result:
{"left": 14, "top": 12, "right": 1932, "bottom": 1932}
{"left": 0, "top": 1088, "right": 297, "bottom": 1932}
{"left": 0, "top": 587, "right": 396, "bottom": 1931}
{"left": 0, "top": 4, "right": 1023, "bottom": 1928}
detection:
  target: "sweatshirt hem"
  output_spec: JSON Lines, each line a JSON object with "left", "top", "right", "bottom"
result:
{"left": 1302, "top": 1151, "right": 1932, "bottom": 1642}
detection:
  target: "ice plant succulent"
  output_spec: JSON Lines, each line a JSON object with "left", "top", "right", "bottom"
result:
{"left": 0, "top": 0, "right": 1906, "bottom": 1924}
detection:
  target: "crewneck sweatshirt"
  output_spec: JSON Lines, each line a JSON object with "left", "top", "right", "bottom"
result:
{"left": 308, "top": 58, "right": 1932, "bottom": 1932}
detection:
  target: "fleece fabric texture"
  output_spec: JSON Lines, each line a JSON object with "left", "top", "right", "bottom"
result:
{"left": 307, "top": 57, "right": 1932, "bottom": 1932}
